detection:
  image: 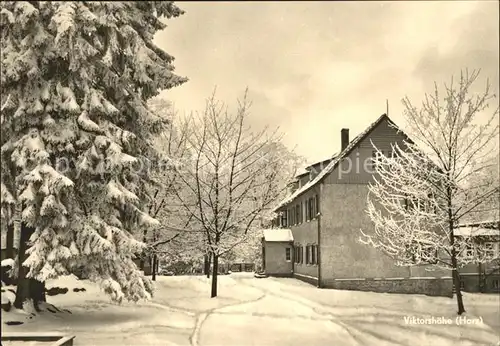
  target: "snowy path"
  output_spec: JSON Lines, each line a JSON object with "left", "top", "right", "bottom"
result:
{"left": 203, "top": 275, "right": 498, "bottom": 346}
{"left": 2, "top": 274, "right": 499, "bottom": 346}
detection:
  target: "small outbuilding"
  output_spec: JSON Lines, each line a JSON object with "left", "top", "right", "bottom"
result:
{"left": 261, "top": 228, "right": 294, "bottom": 277}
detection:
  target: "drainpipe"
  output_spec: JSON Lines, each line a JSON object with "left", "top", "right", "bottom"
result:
{"left": 317, "top": 183, "right": 323, "bottom": 288}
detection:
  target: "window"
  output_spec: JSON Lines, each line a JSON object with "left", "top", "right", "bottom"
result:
{"left": 372, "top": 150, "right": 384, "bottom": 170}
{"left": 281, "top": 211, "right": 287, "bottom": 227}
{"left": 285, "top": 248, "right": 291, "bottom": 261}
{"left": 295, "top": 205, "right": 300, "bottom": 225}
{"left": 311, "top": 245, "right": 317, "bottom": 265}
{"left": 387, "top": 150, "right": 397, "bottom": 159}
{"left": 307, "top": 198, "right": 313, "bottom": 221}
{"left": 305, "top": 246, "right": 310, "bottom": 264}
{"left": 311, "top": 197, "right": 315, "bottom": 219}
{"left": 492, "top": 280, "right": 499, "bottom": 289}
{"left": 483, "top": 242, "right": 498, "bottom": 258}
{"left": 464, "top": 244, "right": 475, "bottom": 259}
{"left": 288, "top": 208, "right": 294, "bottom": 226}
{"left": 311, "top": 196, "right": 317, "bottom": 218}
{"left": 316, "top": 195, "right": 320, "bottom": 217}
{"left": 460, "top": 280, "right": 465, "bottom": 290}
{"left": 295, "top": 245, "right": 303, "bottom": 264}
{"left": 299, "top": 203, "right": 303, "bottom": 223}
{"left": 421, "top": 245, "right": 438, "bottom": 264}
{"left": 404, "top": 196, "right": 433, "bottom": 213}
{"left": 405, "top": 242, "right": 437, "bottom": 264}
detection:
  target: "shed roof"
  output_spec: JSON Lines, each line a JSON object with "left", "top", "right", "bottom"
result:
{"left": 262, "top": 228, "right": 294, "bottom": 242}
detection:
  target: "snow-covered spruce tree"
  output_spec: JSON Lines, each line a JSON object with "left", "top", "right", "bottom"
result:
{"left": 360, "top": 70, "right": 499, "bottom": 315}
{"left": 0, "top": 1, "right": 187, "bottom": 309}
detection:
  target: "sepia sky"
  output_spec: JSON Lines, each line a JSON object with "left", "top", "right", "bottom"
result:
{"left": 154, "top": 1, "right": 499, "bottom": 163}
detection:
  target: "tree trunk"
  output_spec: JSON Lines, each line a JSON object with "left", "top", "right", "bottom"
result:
{"left": 14, "top": 223, "right": 46, "bottom": 311}
{"left": 151, "top": 254, "right": 157, "bottom": 281}
{"left": 211, "top": 254, "right": 218, "bottom": 298}
{"left": 205, "top": 253, "right": 211, "bottom": 279}
{"left": 447, "top": 189, "right": 465, "bottom": 315}
{"left": 6, "top": 223, "right": 14, "bottom": 259}
{"left": 451, "top": 252, "right": 466, "bottom": 315}
{"left": 140, "top": 229, "right": 148, "bottom": 271}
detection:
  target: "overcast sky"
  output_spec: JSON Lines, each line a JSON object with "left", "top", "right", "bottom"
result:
{"left": 154, "top": 1, "right": 499, "bottom": 163}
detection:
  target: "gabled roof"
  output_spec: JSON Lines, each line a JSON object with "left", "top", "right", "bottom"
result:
{"left": 275, "top": 114, "right": 406, "bottom": 211}
{"left": 262, "top": 228, "right": 294, "bottom": 242}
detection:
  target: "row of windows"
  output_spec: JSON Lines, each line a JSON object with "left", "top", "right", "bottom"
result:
{"left": 460, "top": 279, "right": 499, "bottom": 290}
{"left": 404, "top": 243, "right": 438, "bottom": 264}
{"left": 285, "top": 244, "right": 318, "bottom": 265}
{"left": 279, "top": 195, "right": 319, "bottom": 227}
{"left": 463, "top": 242, "right": 499, "bottom": 259}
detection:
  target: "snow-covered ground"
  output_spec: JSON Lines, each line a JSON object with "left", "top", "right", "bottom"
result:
{"left": 1, "top": 273, "right": 499, "bottom": 346}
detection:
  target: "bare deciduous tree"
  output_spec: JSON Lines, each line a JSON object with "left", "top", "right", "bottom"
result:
{"left": 360, "top": 69, "right": 499, "bottom": 315}
{"left": 137, "top": 98, "right": 194, "bottom": 279}
{"left": 175, "top": 89, "right": 297, "bottom": 297}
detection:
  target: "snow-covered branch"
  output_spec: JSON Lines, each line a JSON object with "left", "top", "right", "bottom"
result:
{"left": 361, "top": 69, "right": 499, "bottom": 313}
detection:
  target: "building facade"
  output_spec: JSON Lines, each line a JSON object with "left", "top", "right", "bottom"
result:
{"left": 261, "top": 229, "right": 294, "bottom": 277}
{"left": 267, "top": 114, "right": 453, "bottom": 297}
{"left": 455, "top": 220, "right": 500, "bottom": 293}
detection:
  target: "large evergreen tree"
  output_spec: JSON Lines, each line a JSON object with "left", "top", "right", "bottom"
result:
{"left": 0, "top": 1, "right": 187, "bottom": 309}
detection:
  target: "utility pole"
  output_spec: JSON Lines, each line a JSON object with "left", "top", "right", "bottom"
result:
{"left": 386, "top": 99, "right": 389, "bottom": 116}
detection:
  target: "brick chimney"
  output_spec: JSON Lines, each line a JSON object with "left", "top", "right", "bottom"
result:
{"left": 341, "top": 128, "right": 349, "bottom": 151}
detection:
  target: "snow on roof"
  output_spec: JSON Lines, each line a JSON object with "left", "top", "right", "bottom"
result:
{"left": 304, "top": 156, "right": 337, "bottom": 171}
{"left": 275, "top": 114, "right": 392, "bottom": 211}
{"left": 458, "top": 219, "right": 500, "bottom": 229}
{"left": 454, "top": 227, "right": 500, "bottom": 237}
{"left": 262, "top": 228, "right": 294, "bottom": 242}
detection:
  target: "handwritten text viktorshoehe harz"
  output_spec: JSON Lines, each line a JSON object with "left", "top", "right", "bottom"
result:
{"left": 403, "top": 315, "right": 483, "bottom": 325}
